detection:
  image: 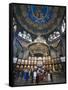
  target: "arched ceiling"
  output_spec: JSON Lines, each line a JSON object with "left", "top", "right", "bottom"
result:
{"left": 14, "top": 4, "right": 65, "bottom": 35}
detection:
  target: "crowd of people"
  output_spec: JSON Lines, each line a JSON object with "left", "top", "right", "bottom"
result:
{"left": 14, "top": 66, "right": 53, "bottom": 84}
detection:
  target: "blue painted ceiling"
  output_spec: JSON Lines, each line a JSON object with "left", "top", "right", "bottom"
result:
{"left": 27, "top": 5, "right": 53, "bottom": 24}
{"left": 14, "top": 4, "right": 65, "bottom": 35}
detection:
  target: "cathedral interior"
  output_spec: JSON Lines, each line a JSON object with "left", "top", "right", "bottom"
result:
{"left": 12, "top": 4, "right": 66, "bottom": 86}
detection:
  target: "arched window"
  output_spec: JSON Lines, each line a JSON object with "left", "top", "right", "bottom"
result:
{"left": 48, "top": 31, "right": 60, "bottom": 42}
{"left": 18, "top": 32, "right": 22, "bottom": 37}
{"left": 18, "top": 31, "right": 32, "bottom": 42}
{"left": 61, "top": 19, "right": 65, "bottom": 33}
{"left": 13, "top": 18, "right": 17, "bottom": 32}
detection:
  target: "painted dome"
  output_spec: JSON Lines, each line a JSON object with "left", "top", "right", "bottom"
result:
{"left": 14, "top": 4, "right": 65, "bottom": 35}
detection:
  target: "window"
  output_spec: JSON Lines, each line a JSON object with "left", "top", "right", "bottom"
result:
{"left": 18, "top": 31, "right": 32, "bottom": 42}
{"left": 18, "top": 32, "right": 22, "bottom": 37}
{"left": 48, "top": 31, "right": 60, "bottom": 42}
{"left": 13, "top": 18, "right": 17, "bottom": 32}
{"left": 22, "top": 31, "right": 27, "bottom": 39}
{"left": 61, "top": 20, "right": 65, "bottom": 33}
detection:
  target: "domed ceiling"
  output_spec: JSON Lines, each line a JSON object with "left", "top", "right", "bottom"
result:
{"left": 14, "top": 4, "right": 65, "bottom": 35}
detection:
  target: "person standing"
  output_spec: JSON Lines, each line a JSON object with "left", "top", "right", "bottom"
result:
{"left": 47, "top": 72, "right": 51, "bottom": 82}
{"left": 23, "top": 69, "right": 29, "bottom": 82}
{"left": 30, "top": 69, "right": 33, "bottom": 83}
{"left": 36, "top": 73, "right": 39, "bottom": 84}
{"left": 50, "top": 71, "right": 53, "bottom": 82}
{"left": 33, "top": 70, "right": 37, "bottom": 83}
